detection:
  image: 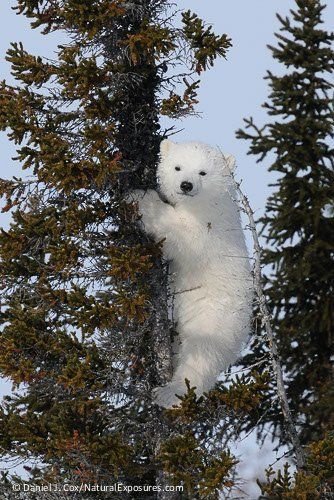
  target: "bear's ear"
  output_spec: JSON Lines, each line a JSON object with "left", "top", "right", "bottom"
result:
{"left": 160, "top": 139, "right": 175, "bottom": 158}
{"left": 224, "top": 154, "right": 236, "bottom": 172}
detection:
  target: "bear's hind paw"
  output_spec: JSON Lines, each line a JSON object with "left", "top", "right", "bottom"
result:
{"left": 152, "top": 383, "right": 184, "bottom": 409}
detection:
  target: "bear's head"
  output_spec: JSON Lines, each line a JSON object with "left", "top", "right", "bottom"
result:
{"left": 157, "top": 140, "right": 235, "bottom": 205}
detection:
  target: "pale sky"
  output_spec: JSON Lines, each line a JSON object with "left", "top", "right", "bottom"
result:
{"left": 1, "top": 1, "right": 333, "bottom": 497}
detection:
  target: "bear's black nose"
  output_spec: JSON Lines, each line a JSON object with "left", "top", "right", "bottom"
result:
{"left": 180, "top": 181, "right": 193, "bottom": 193}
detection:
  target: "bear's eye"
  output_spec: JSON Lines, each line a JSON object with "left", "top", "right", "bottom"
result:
{"left": 199, "top": 171, "right": 207, "bottom": 176}
{"left": 175, "top": 166, "right": 181, "bottom": 171}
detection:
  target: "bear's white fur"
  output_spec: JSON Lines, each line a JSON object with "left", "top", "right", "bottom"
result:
{"left": 129, "top": 140, "right": 252, "bottom": 408}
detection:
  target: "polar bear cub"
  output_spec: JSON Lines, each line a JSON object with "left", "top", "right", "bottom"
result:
{"left": 129, "top": 140, "right": 252, "bottom": 408}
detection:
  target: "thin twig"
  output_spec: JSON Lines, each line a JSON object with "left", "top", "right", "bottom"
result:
{"left": 221, "top": 151, "right": 305, "bottom": 470}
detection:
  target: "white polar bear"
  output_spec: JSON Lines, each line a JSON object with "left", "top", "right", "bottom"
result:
{"left": 129, "top": 140, "right": 252, "bottom": 408}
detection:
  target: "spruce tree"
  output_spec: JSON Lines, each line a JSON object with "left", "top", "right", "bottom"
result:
{"left": 0, "top": 1, "right": 244, "bottom": 498}
{"left": 237, "top": 0, "right": 334, "bottom": 449}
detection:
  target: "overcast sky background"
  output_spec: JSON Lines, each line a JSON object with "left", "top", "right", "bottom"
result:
{"left": 1, "top": 1, "right": 333, "bottom": 497}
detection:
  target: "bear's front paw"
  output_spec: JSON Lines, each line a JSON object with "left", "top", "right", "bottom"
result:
{"left": 125, "top": 189, "right": 146, "bottom": 206}
{"left": 152, "top": 383, "right": 184, "bottom": 409}
{"left": 126, "top": 189, "right": 162, "bottom": 214}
